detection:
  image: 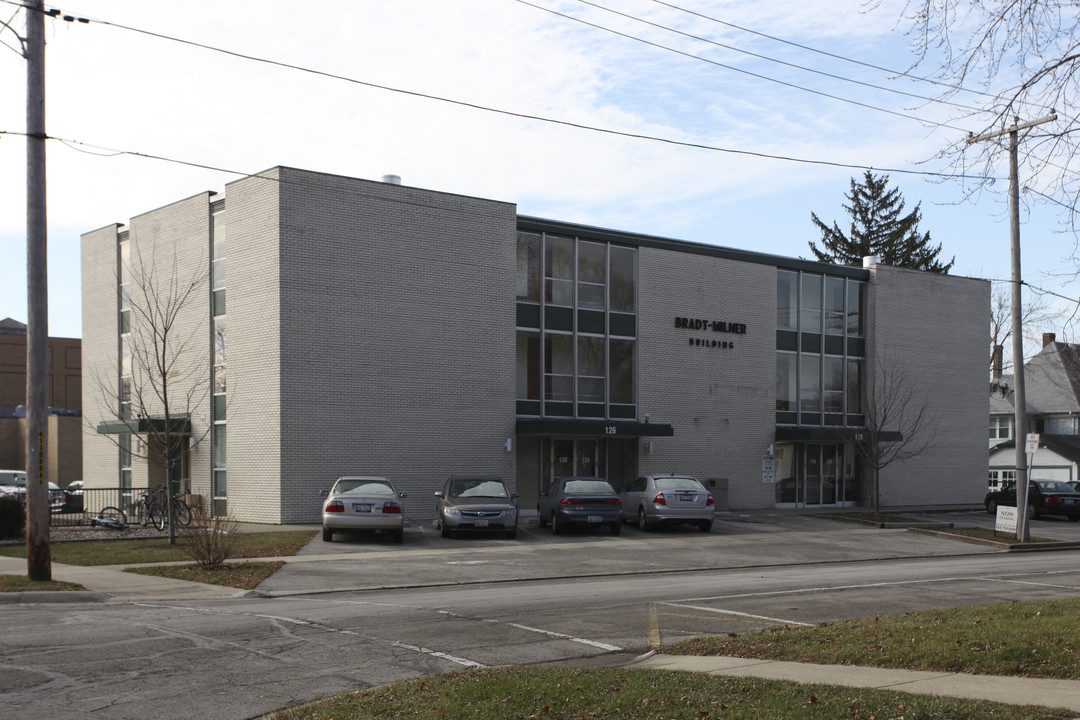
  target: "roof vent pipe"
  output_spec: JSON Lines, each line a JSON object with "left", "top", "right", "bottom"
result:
{"left": 381, "top": 174, "right": 401, "bottom": 185}
{"left": 992, "top": 345, "right": 1003, "bottom": 380}
{"left": 862, "top": 255, "right": 881, "bottom": 268}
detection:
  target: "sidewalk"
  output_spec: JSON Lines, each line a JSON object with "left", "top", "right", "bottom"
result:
{"left": 624, "top": 652, "right": 1080, "bottom": 715}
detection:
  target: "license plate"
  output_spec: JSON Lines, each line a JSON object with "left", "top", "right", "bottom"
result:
{"left": 1065, "top": 498, "right": 1078, "bottom": 505}
{"left": 353, "top": 503, "right": 372, "bottom": 513}
{"left": 677, "top": 494, "right": 694, "bottom": 502}
{"left": 587, "top": 515, "right": 602, "bottom": 523}
{"left": 475, "top": 518, "right": 489, "bottom": 527}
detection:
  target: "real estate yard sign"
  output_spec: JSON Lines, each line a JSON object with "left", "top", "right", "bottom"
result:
{"left": 995, "top": 505, "right": 1018, "bottom": 535}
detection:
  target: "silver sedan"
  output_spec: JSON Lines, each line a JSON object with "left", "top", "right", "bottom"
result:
{"left": 620, "top": 474, "right": 715, "bottom": 532}
{"left": 321, "top": 476, "right": 407, "bottom": 543}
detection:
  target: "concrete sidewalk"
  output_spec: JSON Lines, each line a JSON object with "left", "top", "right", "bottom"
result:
{"left": 625, "top": 652, "right": 1080, "bottom": 715}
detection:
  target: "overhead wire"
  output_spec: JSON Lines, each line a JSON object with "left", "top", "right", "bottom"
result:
{"left": 515, "top": 0, "right": 974, "bottom": 133}
{"left": 567, "top": 0, "right": 992, "bottom": 116}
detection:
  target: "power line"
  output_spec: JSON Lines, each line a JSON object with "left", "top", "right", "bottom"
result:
{"left": 567, "top": 0, "right": 991, "bottom": 116}
{"left": 516, "top": 0, "right": 973, "bottom": 133}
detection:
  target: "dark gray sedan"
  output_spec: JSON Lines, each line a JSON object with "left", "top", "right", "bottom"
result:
{"left": 537, "top": 477, "right": 622, "bottom": 535}
{"left": 434, "top": 475, "right": 519, "bottom": 538}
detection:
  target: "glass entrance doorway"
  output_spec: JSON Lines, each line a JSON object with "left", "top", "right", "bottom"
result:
{"left": 516, "top": 437, "right": 637, "bottom": 512}
{"left": 774, "top": 442, "right": 860, "bottom": 507}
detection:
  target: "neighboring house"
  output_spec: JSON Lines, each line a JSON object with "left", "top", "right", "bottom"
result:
{"left": 0, "top": 317, "right": 83, "bottom": 487}
{"left": 81, "top": 166, "right": 990, "bottom": 525}
{"left": 989, "top": 335, "right": 1080, "bottom": 488}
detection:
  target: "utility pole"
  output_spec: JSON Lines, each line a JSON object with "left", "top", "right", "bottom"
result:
{"left": 967, "top": 113, "right": 1056, "bottom": 542}
{"left": 25, "top": 0, "right": 51, "bottom": 580}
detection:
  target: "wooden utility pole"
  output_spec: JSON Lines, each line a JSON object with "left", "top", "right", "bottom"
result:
{"left": 967, "top": 113, "right": 1056, "bottom": 543}
{"left": 25, "top": 0, "right": 51, "bottom": 580}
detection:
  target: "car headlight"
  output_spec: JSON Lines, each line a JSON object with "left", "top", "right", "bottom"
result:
{"left": 444, "top": 507, "right": 462, "bottom": 517}
{"left": 503, "top": 508, "right": 517, "bottom": 518}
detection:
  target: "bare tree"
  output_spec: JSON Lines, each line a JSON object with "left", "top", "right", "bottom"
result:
{"left": 897, "top": 0, "right": 1079, "bottom": 229}
{"left": 990, "top": 284, "right": 1062, "bottom": 374}
{"left": 856, "top": 353, "right": 938, "bottom": 519}
{"left": 89, "top": 244, "right": 210, "bottom": 544}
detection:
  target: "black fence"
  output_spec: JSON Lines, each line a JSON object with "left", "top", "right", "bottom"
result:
{"left": 49, "top": 487, "right": 133, "bottom": 527}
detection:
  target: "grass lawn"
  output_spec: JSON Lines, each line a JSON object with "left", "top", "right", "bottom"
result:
{"left": 667, "top": 596, "right": 1080, "bottom": 679}
{"left": 0, "top": 575, "right": 87, "bottom": 592}
{"left": 263, "top": 665, "right": 1073, "bottom": 720}
{"left": 0, "top": 530, "right": 317, "bottom": 566}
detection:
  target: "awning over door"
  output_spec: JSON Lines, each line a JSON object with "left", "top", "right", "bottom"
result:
{"left": 96, "top": 417, "right": 192, "bottom": 435}
{"left": 516, "top": 419, "right": 673, "bottom": 437}
{"left": 775, "top": 427, "right": 902, "bottom": 443}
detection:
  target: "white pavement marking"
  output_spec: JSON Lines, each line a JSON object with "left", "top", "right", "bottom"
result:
{"left": 136, "top": 603, "right": 486, "bottom": 668}
{"left": 661, "top": 602, "right": 814, "bottom": 627}
{"left": 438, "top": 609, "right": 622, "bottom": 651}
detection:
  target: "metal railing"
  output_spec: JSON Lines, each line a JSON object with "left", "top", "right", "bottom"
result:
{"left": 49, "top": 488, "right": 129, "bottom": 527}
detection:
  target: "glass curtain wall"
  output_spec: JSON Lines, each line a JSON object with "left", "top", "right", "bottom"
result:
{"left": 211, "top": 208, "right": 227, "bottom": 516}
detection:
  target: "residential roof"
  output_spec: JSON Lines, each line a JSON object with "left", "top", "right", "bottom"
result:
{"left": 990, "top": 342, "right": 1080, "bottom": 415}
{"left": 991, "top": 433, "right": 1080, "bottom": 462}
{"left": 0, "top": 318, "right": 27, "bottom": 334}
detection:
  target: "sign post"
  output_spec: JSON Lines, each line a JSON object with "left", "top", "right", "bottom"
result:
{"left": 1019, "top": 433, "right": 1039, "bottom": 541}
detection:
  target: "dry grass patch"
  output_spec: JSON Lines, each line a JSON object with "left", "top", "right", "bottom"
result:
{"left": 0, "top": 574, "right": 87, "bottom": 592}
{"left": 125, "top": 561, "right": 284, "bottom": 590}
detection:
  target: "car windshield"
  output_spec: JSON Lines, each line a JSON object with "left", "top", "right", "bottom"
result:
{"left": 1035, "top": 480, "right": 1074, "bottom": 494}
{"left": 563, "top": 479, "right": 615, "bottom": 494}
{"left": 654, "top": 477, "right": 704, "bottom": 491}
{"left": 450, "top": 480, "right": 508, "bottom": 498}
{"left": 337, "top": 480, "right": 394, "bottom": 496}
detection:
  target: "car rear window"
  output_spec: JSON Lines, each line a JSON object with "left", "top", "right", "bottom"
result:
{"left": 654, "top": 477, "right": 704, "bottom": 491}
{"left": 338, "top": 481, "right": 393, "bottom": 495}
{"left": 1036, "top": 480, "right": 1072, "bottom": 494}
{"left": 564, "top": 480, "right": 615, "bottom": 494}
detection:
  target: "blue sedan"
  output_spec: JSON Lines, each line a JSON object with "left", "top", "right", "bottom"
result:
{"left": 537, "top": 477, "right": 622, "bottom": 535}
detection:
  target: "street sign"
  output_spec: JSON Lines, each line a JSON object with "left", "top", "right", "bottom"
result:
{"left": 761, "top": 456, "right": 775, "bottom": 484}
{"left": 1026, "top": 433, "right": 1040, "bottom": 455}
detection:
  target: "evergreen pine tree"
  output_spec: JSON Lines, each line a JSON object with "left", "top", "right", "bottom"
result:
{"left": 809, "top": 171, "right": 954, "bottom": 273}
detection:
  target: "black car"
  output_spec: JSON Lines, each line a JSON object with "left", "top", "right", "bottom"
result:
{"left": 984, "top": 479, "right": 1080, "bottom": 521}
{"left": 537, "top": 477, "right": 622, "bottom": 535}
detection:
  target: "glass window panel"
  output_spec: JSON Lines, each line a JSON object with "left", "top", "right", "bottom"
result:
{"left": 847, "top": 358, "right": 862, "bottom": 414}
{"left": 578, "top": 241, "right": 606, "bottom": 284}
{"left": 801, "top": 274, "right": 822, "bottom": 334}
{"left": 212, "top": 425, "right": 226, "bottom": 468}
{"left": 776, "top": 353, "right": 796, "bottom": 411}
{"left": 545, "top": 236, "right": 574, "bottom": 306}
{"left": 213, "top": 394, "right": 226, "bottom": 421}
{"left": 824, "top": 356, "right": 844, "bottom": 412}
{"left": 609, "top": 245, "right": 636, "bottom": 313}
{"left": 577, "top": 377, "right": 605, "bottom": 403}
{"left": 120, "top": 376, "right": 131, "bottom": 403}
{"left": 545, "top": 375, "right": 574, "bottom": 402}
{"left": 516, "top": 231, "right": 540, "bottom": 302}
{"left": 213, "top": 258, "right": 226, "bottom": 291}
{"left": 578, "top": 284, "right": 605, "bottom": 310}
{"left": 609, "top": 339, "right": 634, "bottom": 404}
{"left": 119, "top": 241, "right": 130, "bottom": 286}
{"left": 120, "top": 434, "right": 131, "bottom": 468}
{"left": 213, "top": 212, "right": 226, "bottom": 260}
{"left": 214, "top": 317, "right": 226, "bottom": 366}
{"left": 846, "top": 281, "right": 864, "bottom": 336}
{"left": 121, "top": 283, "right": 131, "bottom": 312}
{"left": 544, "top": 334, "right": 574, "bottom": 402}
{"left": 577, "top": 336, "right": 605, "bottom": 377}
{"left": 825, "top": 277, "right": 845, "bottom": 334}
{"left": 516, "top": 331, "right": 540, "bottom": 401}
{"left": 777, "top": 271, "right": 798, "bottom": 330}
{"left": 121, "top": 334, "right": 132, "bottom": 378}
{"left": 121, "top": 469, "right": 132, "bottom": 491}
{"left": 214, "top": 365, "right": 226, "bottom": 395}
{"left": 800, "top": 355, "right": 821, "bottom": 412}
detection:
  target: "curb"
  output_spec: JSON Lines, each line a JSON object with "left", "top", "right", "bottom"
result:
{"left": 0, "top": 590, "right": 109, "bottom": 604}
{"left": 906, "top": 527, "right": 1080, "bottom": 551}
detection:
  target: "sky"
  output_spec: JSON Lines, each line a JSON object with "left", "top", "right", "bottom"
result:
{"left": 2, "top": 0, "right": 1079, "bottom": 346}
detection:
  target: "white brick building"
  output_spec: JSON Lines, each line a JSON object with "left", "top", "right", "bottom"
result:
{"left": 80, "top": 166, "right": 990, "bottom": 524}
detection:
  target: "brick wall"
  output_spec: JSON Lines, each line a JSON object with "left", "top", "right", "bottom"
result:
{"left": 81, "top": 224, "right": 121, "bottom": 489}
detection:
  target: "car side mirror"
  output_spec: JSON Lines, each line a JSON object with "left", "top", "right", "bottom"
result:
{"left": 511, "top": 492, "right": 520, "bottom": 499}
{"left": 320, "top": 489, "right": 329, "bottom": 497}
{"left": 399, "top": 491, "right": 408, "bottom": 498}
{"left": 434, "top": 491, "right": 444, "bottom": 498}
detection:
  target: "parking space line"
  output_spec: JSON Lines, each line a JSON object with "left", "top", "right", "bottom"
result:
{"left": 662, "top": 602, "right": 813, "bottom": 627}
{"left": 438, "top": 609, "right": 622, "bottom": 651}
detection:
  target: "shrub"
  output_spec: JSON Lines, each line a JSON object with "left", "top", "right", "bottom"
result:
{"left": 0, "top": 496, "right": 25, "bottom": 539}
{"left": 178, "top": 506, "right": 239, "bottom": 567}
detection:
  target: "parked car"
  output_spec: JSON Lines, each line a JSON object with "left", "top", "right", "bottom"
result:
{"left": 0, "top": 471, "right": 62, "bottom": 505}
{"left": 321, "top": 476, "right": 407, "bottom": 542}
{"left": 984, "top": 479, "right": 1080, "bottom": 521}
{"left": 620, "top": 474, "right": 715, "bottom": 532}
{"left": 434, "top": 475, "right": 519, "bottom": 539}
{"left": 51, "top": 480, "right": 84, "bottom": 514}
{"left": 538, "top": 477, "right": 622, "bottom": 535}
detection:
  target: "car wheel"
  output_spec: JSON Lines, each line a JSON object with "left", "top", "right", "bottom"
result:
{"left": 1028, "top": 504, "right": 1039, "bottom": 520}
{"left": 394, "top": 529, "right": 404, "bottom": 543}
{"left": 506, "top": 528, "right": 518, "bottom": 539}
{"left": 551, "top": 512, "right": 563, "bottom": 535}
{"left": 699, "top": 520, "right": 713, "bottom": 533}
{"left": 537, "top": 508, "right": 547, "bottom": 528}
{"left": 637, "top": 508, "right": 649, "bottom": 531}
{"left": 986, "top": 499, "right": 997, "bottom": 514}
{"left": 322, "top": 527, "right": 333, "bottom": 542}
{"left": 440, "top": 522, "right": 453, "bottom": 539}
{"left": 610, "top": 521, "right": 621, "bottom": 536}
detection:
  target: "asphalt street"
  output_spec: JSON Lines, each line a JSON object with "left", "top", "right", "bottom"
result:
{"left": 2, "top": 511, "right": 1080, "bottom": 720}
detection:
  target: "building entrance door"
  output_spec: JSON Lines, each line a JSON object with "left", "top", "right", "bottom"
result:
{"left": 802, "top": 443, "right": 842, "bottom": 506}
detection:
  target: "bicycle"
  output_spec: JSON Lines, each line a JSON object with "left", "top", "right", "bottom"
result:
{"left": 154, "top": 485, "right": 192, "bottom": 527}
{"left": 88, "top": 506, "right": 128, "bottom": 531}
{"left": 134, "top": 489, "right": 166, "bottom": 531}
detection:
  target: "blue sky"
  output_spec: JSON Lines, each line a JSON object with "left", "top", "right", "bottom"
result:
{"left": 2, "top": 0, "right": 1077, "bottom": 343}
